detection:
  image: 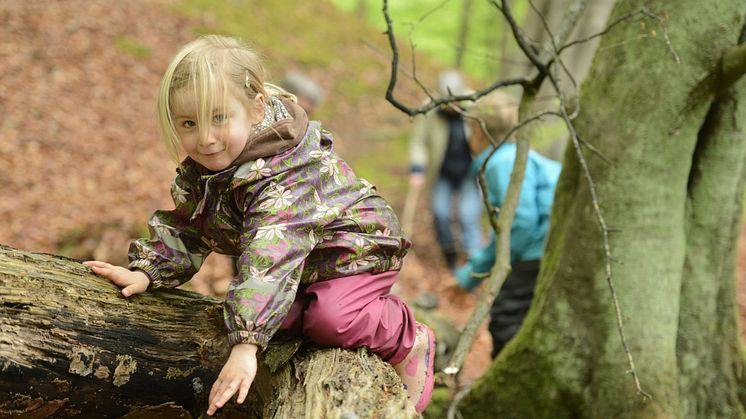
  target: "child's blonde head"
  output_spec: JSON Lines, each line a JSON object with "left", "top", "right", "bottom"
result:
{"left": 156, "top": 35, "right": 293, "bottom": 162}
{"left": 472, "top": 91, "right": 519, "bottom": 142}
{"left": 466, "top": 91, "right": 519, "bottom": 155}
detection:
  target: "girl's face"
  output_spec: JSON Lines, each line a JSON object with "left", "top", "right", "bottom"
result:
{"left": 171, "top": 87, "right": 265, "bottom": 171}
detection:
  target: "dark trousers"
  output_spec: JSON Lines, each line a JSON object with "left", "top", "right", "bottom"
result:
{"left": 488, "top": 259, "right": 540, "bottom": 358}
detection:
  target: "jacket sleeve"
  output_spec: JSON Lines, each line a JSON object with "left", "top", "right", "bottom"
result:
{"left": 409, "top": 113, "right": 429, "bottom": 173}
{"left": 456, "top": 229, "right": 496, "bottom": 286}
{"left": 128, "top": 176, "right": 210, "bottom": 288}
{"left": 223, "top": 178, "right": 328, "bottom": 349}
{"left": 458, "top": 150, "right": 526, "bottom": 282}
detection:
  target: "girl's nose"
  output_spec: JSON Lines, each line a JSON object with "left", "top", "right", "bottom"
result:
{"left": 199, "top": 129, "right": 218, "bottom": 147}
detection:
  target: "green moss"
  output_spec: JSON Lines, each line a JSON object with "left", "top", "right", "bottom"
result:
{"left": 422, "top": 386, "right": 449, "bottom": 419}
{"left": 459, "top": 345, "right": 581, "bottom": 419}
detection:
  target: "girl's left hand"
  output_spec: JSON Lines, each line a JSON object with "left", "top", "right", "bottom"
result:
{"left": 83, "top": 260, "right": 150, "bottom": 297}
{"left": 207, "top": 343, "right": 258, "bottom": 416}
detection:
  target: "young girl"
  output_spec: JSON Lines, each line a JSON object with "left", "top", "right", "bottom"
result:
{"left": 83, "top": 35, "right": 434, "bottom": 415}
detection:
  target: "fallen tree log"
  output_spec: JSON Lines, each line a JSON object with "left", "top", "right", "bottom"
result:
{"left": 0, "top": 245, "right": 414, "bottom": 418}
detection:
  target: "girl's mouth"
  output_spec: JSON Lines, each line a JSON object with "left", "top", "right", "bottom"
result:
{"left": 201, "top": 150, "right": 224, "bottom": 157}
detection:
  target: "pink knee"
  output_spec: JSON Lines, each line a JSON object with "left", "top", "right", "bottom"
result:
{"left": 302, "top": 297, "right": 350, "bottom": 347}
{"left": 296, "top": 272, "right": 415, "bottom": 362}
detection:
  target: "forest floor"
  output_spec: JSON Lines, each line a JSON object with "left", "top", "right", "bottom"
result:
{"left": 1, "top": 0, "right": 745, "bottom": 389}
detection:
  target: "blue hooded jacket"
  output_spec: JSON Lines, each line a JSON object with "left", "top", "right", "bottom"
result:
{"left": 456, "top": 143, "right": 561, "bottom": 289}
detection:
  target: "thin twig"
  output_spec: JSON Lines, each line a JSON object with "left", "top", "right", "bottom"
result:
{"left": 534, "top": 0, "right": 587, "bottom": 93}
{"left": 492, "top": 0, "right": 545, "bottom": 79}
{"left": 556, "top": 9, "right": 641, "bottom": 56}
{"left": 577, "top": 137, "right": 613, "bottom": 164}
{"left": 382, "top": 0, "right": 530, "bottom": 116}
{"left": 528, "top": 0, "right": 572, "bottom": 84}
{"left": 446, "top": 385, "right": 470, "bottom": 419}
{"left": 560, "top": 105, "right": 651, "bottom": 400}
{"left": 551, "top": 68, "right": 652, "bottom": 399}
{"left": 407, "top": 36, "right": 436, "bottom": 101}
{"left": 640, "top": 9, "right": 681, "bottom": 64}
{"left": 412, "top": 0, "right": 452, "bottom": 25}
{"left": 593, "top": 9, "right": 679, "bottom": 65}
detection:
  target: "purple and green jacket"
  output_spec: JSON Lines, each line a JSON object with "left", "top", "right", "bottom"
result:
{"left": 128, "top": 98, "right": 411, "bottom": 349}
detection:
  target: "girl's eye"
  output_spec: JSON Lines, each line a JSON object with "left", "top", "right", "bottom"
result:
{"left": 213, "top": 113, "right": 228, "bottom": 124}
{"left": 182, "top": 120, "right": 196, "bottom": 129}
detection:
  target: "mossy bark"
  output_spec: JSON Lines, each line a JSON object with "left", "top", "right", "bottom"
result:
{"left": 0, "top": 245, "right": 412, "bottom": 418}
{"left": 460, "top": 1, "right": 746, "bottom": 418}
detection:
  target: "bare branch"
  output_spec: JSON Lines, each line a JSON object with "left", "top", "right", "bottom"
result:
{"left": 491, "top": 0, "right": 545, "bottom": 88}
{"left": 558, "top": 102, "right": 651, "bottom": 400}
{"left": 532, "top": 0, "right": 588, "bottom": 56}
{"left": 382, "top": 0, "right": 531, "bottom": 117}
{"left": 411, "top": 0, "right": 452, "bottom": 25}
{"left": 382, "top": 0, "right": 409, "bottom": 116}
{"left": 446, "top": 385, "right": 470, "bottom": 419}
{"left": 640, "top": 9, "right": 680, "bottom": 64}
{"left": 577, "top": 137, "right": 613, "bottom": 164}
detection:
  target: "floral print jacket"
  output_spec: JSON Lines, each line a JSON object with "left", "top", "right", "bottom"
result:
{"left": 128, "top": 100, "right": 410, "bottom": 349}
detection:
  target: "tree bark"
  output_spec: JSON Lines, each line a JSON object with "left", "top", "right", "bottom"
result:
{"left": 460, "top": 1, "right": 746, "bottom": 418}
{"left": 0, "top": 245, "right": 413, "bottom": 418}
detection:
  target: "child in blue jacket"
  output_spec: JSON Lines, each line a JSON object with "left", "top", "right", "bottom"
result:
{"left": 455, "top": 92, "right": 561, "bottom": 357}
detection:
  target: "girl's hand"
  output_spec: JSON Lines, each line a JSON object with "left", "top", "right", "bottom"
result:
{"left": 207, "top": 343, "right": 258, "bottom": 416}
{"left": 83, "top": 261, "right": 150, "bottom": 297}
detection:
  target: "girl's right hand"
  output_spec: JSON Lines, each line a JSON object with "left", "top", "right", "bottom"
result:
{"left": 207, "top": 343, "right": 258, "bottom": 416}
{"left": 83, "top": 261, "right": 150, "bottom": 297}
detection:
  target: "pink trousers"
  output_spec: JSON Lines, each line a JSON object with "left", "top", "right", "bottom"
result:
{"left": 279, "top": 271, "right": 416, "bottom": 365}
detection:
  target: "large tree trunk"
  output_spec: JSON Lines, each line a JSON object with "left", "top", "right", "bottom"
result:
{"left": 0, "top": 245, "right": 413, "bottom": 418}
{"left": 461, "top": 1, "right": 746, "bottom": 418}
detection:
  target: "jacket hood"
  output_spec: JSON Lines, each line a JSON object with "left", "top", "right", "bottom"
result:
{"left": 230, "top": 96, "right": 310, "bottom": 167}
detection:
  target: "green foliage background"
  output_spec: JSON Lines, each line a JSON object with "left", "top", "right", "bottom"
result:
{"left": 330, "top": 0, "right": 529, "bottom": 81}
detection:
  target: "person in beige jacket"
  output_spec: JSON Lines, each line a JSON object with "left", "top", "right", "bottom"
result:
{"left": 408, "top": 70, "right": 483, "bottom": 269}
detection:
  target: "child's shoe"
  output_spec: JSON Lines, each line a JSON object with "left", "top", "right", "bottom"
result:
{"left": 393, "top": 323, "right": 435, "bottom": 413}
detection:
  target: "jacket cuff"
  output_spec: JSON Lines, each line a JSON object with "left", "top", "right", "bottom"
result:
{"left": 455, "top": 264, "right": 484, "bottom": 292}
{"left": 128, "top": 260, "right": 162, "bottom": 289}
{"left": 409, "top": 164, "right": 425, "bottom": 174}
{"left": 227, "top": 330, "right": 270, "bottom": 350}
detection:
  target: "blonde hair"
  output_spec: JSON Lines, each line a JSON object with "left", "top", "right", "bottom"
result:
{"left": 471, "top": 91, "right": 519, "bottom": 143}
{"left": 156, "top": 35, "right": 295, "bottom": 162}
